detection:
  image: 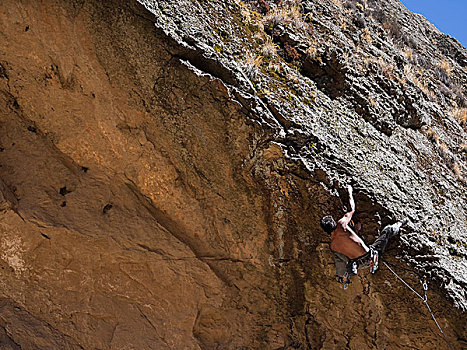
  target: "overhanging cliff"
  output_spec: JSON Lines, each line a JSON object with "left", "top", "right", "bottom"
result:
{"left": 0, "top": 0, "right": 466, "bottom": 349}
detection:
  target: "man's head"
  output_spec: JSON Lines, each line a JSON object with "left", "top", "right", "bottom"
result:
{"left": 320, "top": 215, "right": 337, "bottom": 234}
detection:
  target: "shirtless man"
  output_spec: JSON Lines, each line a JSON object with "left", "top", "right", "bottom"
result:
{"left": 320, "top": 185, "right": 407, "bottom": 286}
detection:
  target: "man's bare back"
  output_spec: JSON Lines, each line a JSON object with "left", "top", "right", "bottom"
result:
{"left": 330, "top": 220, "right": 369, "bottom": 259}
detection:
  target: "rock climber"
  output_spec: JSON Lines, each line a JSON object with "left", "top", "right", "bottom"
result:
{"left": 320, "top": 185, "right": 408, "bottom": 287}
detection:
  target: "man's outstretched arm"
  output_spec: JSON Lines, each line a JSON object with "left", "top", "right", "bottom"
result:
{"left": 339, "top": 185, "right": 355, "bottom": 226}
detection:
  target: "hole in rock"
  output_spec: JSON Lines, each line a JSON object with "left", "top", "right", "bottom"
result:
{"left": 59, "top": 186, "right": 71, "bottom": 196}
{"left": 103, "top": 203, "right": 113, "bottom": 214}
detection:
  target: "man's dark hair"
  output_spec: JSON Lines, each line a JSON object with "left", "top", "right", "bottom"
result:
{"left": 320, "top": 215, "right": 337, "bottom": 233}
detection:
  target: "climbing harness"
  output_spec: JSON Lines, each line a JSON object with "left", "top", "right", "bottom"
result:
{"left": 382, "top": 261, "right": 454, "bottom": 350}
{"left": 339, "top": 248, "right": 377, "bottom": 289}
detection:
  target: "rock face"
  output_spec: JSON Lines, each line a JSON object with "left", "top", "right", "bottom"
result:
{"left": 0, "top": 0, "right": 465, "bottom": 349}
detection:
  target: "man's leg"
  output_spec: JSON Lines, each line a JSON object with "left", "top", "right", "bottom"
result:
{"left": 370, "top": 218, "right": 408, "bottom": 255}
{"left": 368, "top": 218, "right": 407, "bottom": 273}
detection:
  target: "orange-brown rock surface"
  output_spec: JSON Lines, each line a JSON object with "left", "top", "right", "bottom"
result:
{"left": 0, "top": 0, "right": 465, "bottom": 349}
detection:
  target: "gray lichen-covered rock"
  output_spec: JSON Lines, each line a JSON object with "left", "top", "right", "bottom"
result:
{"left": 0, "top": 0, "right": 465, "bottom": 349}
{"left": 141, "top": 0, "right": 467, "bottom": 306}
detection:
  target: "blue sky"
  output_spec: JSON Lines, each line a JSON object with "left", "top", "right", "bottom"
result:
{"left": 400, "top": 0, "right": 467, "bottom": 48}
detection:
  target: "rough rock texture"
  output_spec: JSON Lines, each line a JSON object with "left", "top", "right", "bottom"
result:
{"left": 0, "top": 0, "right": 465, "bottom": 349}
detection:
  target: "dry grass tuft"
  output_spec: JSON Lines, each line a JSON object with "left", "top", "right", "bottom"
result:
{"left": 402, "top": 48, "right": 413, "bottom": 61}
{"left": 240, "top": 6, "right": 253, "bottom": 25}
{"left": 452, "top": 163, "right": 466, "bottom": 183}
{"left": 261, "top": 38, "right": 277, "bottom": 58}
{"left": 330, "top": 0, "right": 343, "bottom": 9}
{"left": 451, "top": 107, "right": 467, "bottom": 126}
{"left": 243, "top": 52, "right": 263, "bottom": 78}
{"left": 306, "top": 45, "right": 318, "bottom": 59}
{"left": 264, "top": 5, "right": 300, "bottom": 26}
{"left": 425, "top": 127, "right": 440, "bottom": 144}
{"left": 245, "top": 51, "right": 263, "bottom": 65}
{"left": 361, "top": 27, "right": 372, "bottom": 44}
{"left": 268, "top": 61, "right": 282, "bottom": 73}
{"left": 404, "top": 64, "right": 434, "bottom": 98}
{"left": 439, "top": 58, "right": 453, "bottom": 76}
{"left": 453, "top": 163, "right": 462, "bottom": 178}
{"left": 424, "top": 128, "right": 465, "bottom": 182}
{"left": 439, "top": 142, "right": 449, "bottom": 159}
{"left": 263, "top": 1, "right": 308, "bottom": 31}
{"left": 362, "top": 56, "right": 397, "bottom": 81}
{"left": 238, "top": 0, "right": 263, "bottom": 28}
{"left": 376, "top": 58, "right": 394, "bottom": 79}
